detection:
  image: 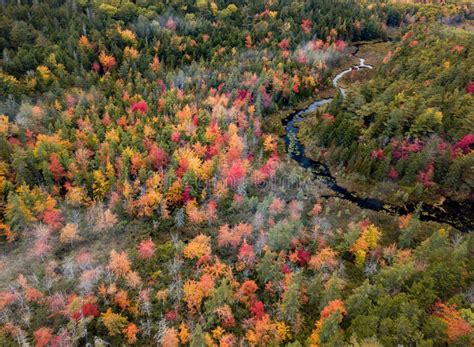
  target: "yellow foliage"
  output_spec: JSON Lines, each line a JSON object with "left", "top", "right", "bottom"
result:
{"left": 212, "top": 326, "right": 224, "bottom": 339}
{"left": 364, "top": 224, "right": 381, "bottom": 249}
{"left": 276, "top": 322, "right": 291, "bottom": 341}
{"left": 93, "top": 170, "right": 110, "bottom": 199}
{"left": 183, "top": 234, "right": 211, "bottom": 260}
{"left": 36, "top": 65, "right": 51, "bottom": 81}
{"left": 355, "top": 249, "right": 366, "bottom": 267}
{"left": 101, "top": 308, "right": 128, "bottom": 336}
{"left": 66, "top": 185, "right": 88, "bottom": 206}
{"left": 182, "top": 280, "right": 205, "bottom": 312}
{"left": 351, "top": 224, "right": 380, "bottom": 265}
{"left": 0, "top": 115, "right": 9, "bottom": 134}
{"left": 117, "top": 28, "right": 137, "bottom": 44}
{"left": 263, "top": 134, "right": 277, "bottom": 153}
{"left": 105, "top": 128, "right": 120, "bottom": 143}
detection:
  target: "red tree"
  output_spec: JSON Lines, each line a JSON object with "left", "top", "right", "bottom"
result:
{"left": 34, "top": 327, "right": 53, "bottom": 347}
{"left": 49, "top": 153, "right": 65, "bottom": 182}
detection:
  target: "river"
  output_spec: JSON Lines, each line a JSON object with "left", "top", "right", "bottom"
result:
{"left": 281, "top": 49, "right": 473, "bottom": 232}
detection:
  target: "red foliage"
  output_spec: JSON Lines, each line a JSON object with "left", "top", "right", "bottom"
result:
{"left": 311, "top": 202, "right": 323, "bottom": 216}
{"left": 238, "top": 239, "right": 255, "bottom": 263}
{"left": 131, "top": 100, "right": 148, "bottom": 114}
{"left": 81, "top": 302, "right": 99, "bottom": 318}
{"left": 335, "top": 40, "right": 346, "bottom": 51}
{"left": 416, "top": 163, "right": 435, "bottom": 188}
{"left": 454, "top": 134, "right": 474, "bottom": 154}
{"left": 296, "top": 248, "right": 311, "bottom": 266}
{"left": 301, "top": 19, "right": 313, "bottom": 34}
{"left": 42, "top": 208, "right": 64, "bottom": 231}
{"left": 225, "top": 160, "right": 247, "bottom": 187}
{"left": 371, "top": 148, "right": 384, "bottom": 160}
{"left": 137, "top": 239, "right": 155, "bottom": 259}
{"left": 181, "top": 185, "right": 191, "bottom": 203}
{"left": 72, "top": 301, "right": 99, "bottom": 320}
{"left": 217, "top": 223, "right": 252, "bottom": 248}
{"left": 92, "top": 62, "right": 100, "bottom": 73}
{"left": 34, "top": 327, "right": 53, "bottom": 347}
{"left": 165, "top": 310, "right": 178, "bottom": 321}
{"left": 171, "top": 132, "right": 181, "bottom": 144}
{"left": 389, "top": 167, "right": 399, "bottom": 180}
{"left": 465, "top": 81, "right": 474, "bottom": 94}
{"left": 165, "top": 17, "right": 177, "bottom": 30}
{"left": 176, "top": 158, "right": 188, "bottom": 177}
{"left": 393, "top": 139, "right": 423, "bottom": 159}
{"left": 321, "top": 113, "right": 335, "bottom": 122}
{"left": 250, "top": 300, "right": 265, "bottom": 320}
{"left": 236, "top": 89, "right": 252, "bottom": 102}
{"left": 207, "top": 200, "right": 218, "bottom": 221}
{"left": 279, "top": 38, "right": 290, "bottom": 50}
{"left": 33, "top": 239, "right": 52, "bottom": 258}
{"left": 49, "top": 153, "right": 65, "bottom": 182}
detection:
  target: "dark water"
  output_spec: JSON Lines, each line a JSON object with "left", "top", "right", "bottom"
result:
{"left": 281, "top": 58, "right": 473, "bottom": 232}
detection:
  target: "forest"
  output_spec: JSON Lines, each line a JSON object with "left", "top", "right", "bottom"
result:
{"left": 0, "top": 0, "right": 473, "bottom": 346}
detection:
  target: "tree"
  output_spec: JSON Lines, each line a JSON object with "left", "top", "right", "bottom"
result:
{"left": 137, "top": 239, "right": 155, "bottom": 259}
{"left": 101, "top": 308, "right": 128, "bottom": 337}
{"left": 59, "top": 223, "right": 79, "bottom": 244}
{"left": 432, "top": 302, "right": 472, "bottom": 343}
{"left": 183, "top": 234, "right": 211, "bottom": 260}
{"left": 108, "top": 250, "right": 131, "bottom": 277}
{"left": 123, "top": 323, "right": 139, "bottom": 344}
{"left": 309, "top": 300, "right": 346, "bottom": 346}
{"left": 33, "top": 327, "right": 53, "bottom": 347}
{"left": 161, "top": 327, "right": 179, "bottom": 347}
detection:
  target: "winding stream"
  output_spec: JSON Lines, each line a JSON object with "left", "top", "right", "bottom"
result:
{"left": 282, "top": 51, "right": 473, "bottom": 232}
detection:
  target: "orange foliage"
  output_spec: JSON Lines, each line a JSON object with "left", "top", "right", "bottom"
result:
{"left": 217, "top": 223, "right": 252, "bottom": 248}
{"left": 179, "top": 322, "right": 190, "bottom": 344}
{"left": 309, "top": 300, "right": 346, "bottom": 346}
{"left": 237, "top": 280, "right": 258, "bottom": 305}
{"left": 309, "top": 247, "right": 338, "bottom": 271}
{"left": 162, "top": 327, "right": 179, "bottom": 347}
{"left": 99, "top": 52, "right": 117, "bottom": 71}
{"left": 245, "top": 314, "right": 290, "bottom": 345}
{"left": 320, "top": 299, "right": 346, "bottom": 320}
{"left": 123, "top": 323, "right": 139, "bottom": 344}
{"left": 433, "top": 302, "right": 472, "bottom": 342}
{"left": 114, "top": 290, "right": 130, "bottom": 311}
{"left": 108, "top": 250, "right": 131, "bottom": 277}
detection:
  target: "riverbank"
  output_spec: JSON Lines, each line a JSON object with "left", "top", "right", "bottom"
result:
{"left": 275, "top": 39, "right": 473, "bottom": 231}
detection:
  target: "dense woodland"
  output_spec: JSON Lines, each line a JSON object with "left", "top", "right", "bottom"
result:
{"left": 302, "top": 23, "right": 474, "bottom": 205}
{"left": 0, "top": 0, "right": 473, "bottom": 346}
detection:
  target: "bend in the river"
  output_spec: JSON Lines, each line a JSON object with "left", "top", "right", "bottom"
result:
{"left": 281, "top": 46, "right": 473, "bottom": 232}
